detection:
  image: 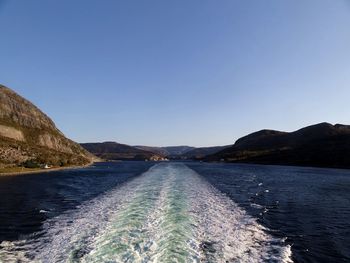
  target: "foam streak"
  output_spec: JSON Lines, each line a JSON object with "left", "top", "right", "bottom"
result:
{"left": 0, "top": 163, "right": 292, "bottom": 263}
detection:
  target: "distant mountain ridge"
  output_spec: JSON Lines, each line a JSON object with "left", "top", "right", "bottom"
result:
{"left": 134, "top": 145, "right": 230, "bottom": 159}
{"left": 82, "top": 143, "right": 229, "bottom": 161}
{"left": 162, "top": 146, "right": 196, "bottom": 156}
{"left": 81, "top": 142, "right": 165, "bottom": 161}
{"left": 134, "top": 146, "right": 195, "bottom": 157}
{"left": 208, "top": 122, "right": 350, "bottom": 169}
{"left": 182, "top": 145, "right": 231, "bottom": 159}
{"left": 133, "top": 146, "right": 171, "bottom": 157}
{"left": 0, "top": 85, "right": 97, "bottom": 169}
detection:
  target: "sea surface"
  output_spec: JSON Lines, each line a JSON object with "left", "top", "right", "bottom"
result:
{"left": 0, "top": 161, "right": 349, "bottom": 262}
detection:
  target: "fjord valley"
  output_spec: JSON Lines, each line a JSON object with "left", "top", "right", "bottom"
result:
{"left": 1, "top": 79, "right": 350, "bottom": 263}
{"left": 1, "top": 0, "right": 350, "bottom": 262}
{"left": 0, "top": 85, "right": 97, "bottom": 174}
{"left": 81, "top": 142, "right": 231, "bottom": 161}
{"left": 2, "top": 84, "right": 350, "bottom": 172}
{"left": 81, "top": 122, "right": 350, "bottom": 170}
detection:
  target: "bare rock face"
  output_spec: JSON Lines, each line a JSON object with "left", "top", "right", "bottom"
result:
{"left": 0, "top": 84, "right": 97, "bottom": 167}
{"left": 0, "top": 124, "right": 25, "bottom": 141}
{"left": 0, "top": 86, "right": 58, "bottom": 130}
{"left": 38, "top": 133, "right": 73, "bottom": 153}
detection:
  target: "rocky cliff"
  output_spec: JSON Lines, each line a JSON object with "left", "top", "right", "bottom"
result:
{"left": 0, "top": 84, "right": 97, "bottom": 168}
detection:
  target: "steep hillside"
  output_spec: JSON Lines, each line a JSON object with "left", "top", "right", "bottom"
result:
{"left": 0, "top": 85, "right": 96, "bottom": 169}
{"left": 208, "top": 123, "right": 350, "bottom": 169}
{"left": 81, "top": 142, "right": 165, "bottom": 161}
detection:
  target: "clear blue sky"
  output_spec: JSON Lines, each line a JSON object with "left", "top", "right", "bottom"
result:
{"left": 0, "top": 0, "right": 349, "bottom": 147}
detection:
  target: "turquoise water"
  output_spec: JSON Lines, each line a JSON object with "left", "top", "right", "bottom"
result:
{"left": 0, "top": 163, "right": 292, "bottom": 262}
{"left": 82, "top": 165, "right": 198, "bottom": 262}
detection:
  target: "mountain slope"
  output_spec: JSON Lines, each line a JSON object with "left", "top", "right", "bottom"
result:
{"left": 208, "top": 123, "right": 350, "bottom": 169}
{"left": 0, "top": 84, "right": 96, "bottom": 169}
{"left": 134, "top": 145, "right": 230, "bottom": 159}
{"left": 162, "top": 146, "right": 195, "bottom": 156}
{"left": 134, "top": 145, "right": 196, "bottom": 158}
{"left": 134, "top": 146, "right": 170, "bottom": 157}
{"left": 81, "top": 142, "right": 164, "bottom": 160}
{"left": 182, "top": 145, "right": 231, "bottom": 159}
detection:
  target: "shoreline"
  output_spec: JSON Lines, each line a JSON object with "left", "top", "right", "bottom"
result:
{"left": 0, "top": 162, "right": 95, "bottom": 176}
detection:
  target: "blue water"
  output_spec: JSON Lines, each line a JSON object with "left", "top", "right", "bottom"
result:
{"left": 0, "top": 162, "right": 154, "bottom": 241}
{"left": 0, "top": 161, "right": 349, "bottom": 262}
{"left": 188, "top": 162, "right": 350, "bottom": 262}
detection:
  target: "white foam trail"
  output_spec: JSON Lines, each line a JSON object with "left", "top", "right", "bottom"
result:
{"left": 0, "top": 163, "right": 293, "bottom": 263}
{"left": 0, "top": 166, "right": 153, "bottom": 262}
{"left": 183, "top": 166, "right": 292, "bottom": 262}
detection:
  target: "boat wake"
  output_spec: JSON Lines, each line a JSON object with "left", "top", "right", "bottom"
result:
{"left": 0, "top": 163, "right": 292, "bottom": 262}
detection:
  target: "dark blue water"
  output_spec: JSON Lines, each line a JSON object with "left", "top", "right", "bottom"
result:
{"left": 188, "top": 162, "right": 350, "bottom": 263}
{"left": 0, "top": 161, "right": 349, "bottom": 262}
{"left": 0, "top": 162, "right": 154, "bottom": 241}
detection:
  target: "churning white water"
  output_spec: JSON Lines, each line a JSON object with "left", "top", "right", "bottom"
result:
{"left": 0, "top": 163, "right": 292, "bottom": 263}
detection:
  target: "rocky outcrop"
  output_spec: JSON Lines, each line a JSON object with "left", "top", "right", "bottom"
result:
{"left": 0, "top": 84, "right": 97, "bottom": 168}
{"left": 0, "top": 125, "right": 25, "bottom": 141}
{"left": 38, "top": 133, "right": 73, "bottom": 153}
{"left": 0, "top": 86, "right": 58, "bottom": 130}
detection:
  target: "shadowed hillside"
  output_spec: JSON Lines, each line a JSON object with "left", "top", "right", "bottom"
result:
{"left": 81, "top": 142, "right": 166, "bottom": 161}
{"left": 182, "top": 145, "right": 231, "bottom": 159}
{"left": 207, "top": 123, "right": 350, "bottom": 169}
